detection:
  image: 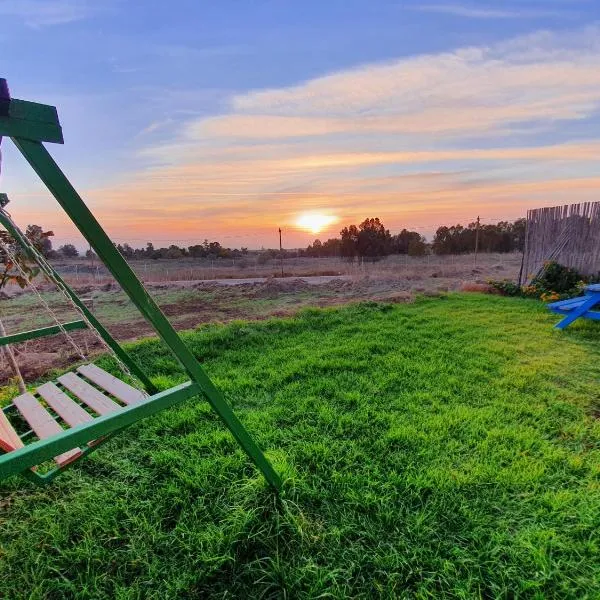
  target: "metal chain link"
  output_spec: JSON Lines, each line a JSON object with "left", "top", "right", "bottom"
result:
{"left": 0, "top": 207, "right": 146, "bottom": 393}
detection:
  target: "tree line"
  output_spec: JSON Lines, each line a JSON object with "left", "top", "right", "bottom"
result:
{"left": 114, "top": 241, "right": 249, "bottom": 260}
{"left": 303, "top": 218, "right": 428, "bottom": 259}
{"left": 303, "top": 217, "right": 526, "bottom": 259}
{"left": 12, "top": 217, "right": 527, "bottom": 261}
{"left": 25, "top": 236, "right": 250, "bottom": 260}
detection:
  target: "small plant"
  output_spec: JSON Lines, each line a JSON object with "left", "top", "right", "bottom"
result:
{"left": 487, "top": 279, "right": 522, "bottom": 296}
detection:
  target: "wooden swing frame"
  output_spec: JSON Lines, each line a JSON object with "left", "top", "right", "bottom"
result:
{"left": 0, "top": 79, "right": 281, "bottom": 490}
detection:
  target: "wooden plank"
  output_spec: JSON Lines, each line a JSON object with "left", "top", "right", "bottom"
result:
{"left": 0, "top": 116, "right": 64, "bottom": 144}
{"left": 77, "top": 364, "right": 146, "bottom": 405}
{"left": 37, "top": 382, "right": 94, "bottom": 428}
{"left": 57, "top": 372, "right": 121, "bottom": 415}
{"left": 547, "top": 297, "right": 586, "bottom": 310}
{"left": 0, "top": 410, "right": 24, "bottom": 454}
{"left": 12, "top": 393, "right": 80, "bottom": 466}
{"left": 0, "top": 96, "right": 63, "bottom": 143}
{"left": 549, "top": 302, "right": 585, "bottom": 313}
{"left": 0, "top": 381, "right": 199, "bottom": 481}
{"left": 8, "top": 99, "right": 60, "bottom": 125}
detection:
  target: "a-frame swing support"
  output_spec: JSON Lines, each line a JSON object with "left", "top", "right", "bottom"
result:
{"left": 0, "top": 79, "right": 281, "bottom": 490}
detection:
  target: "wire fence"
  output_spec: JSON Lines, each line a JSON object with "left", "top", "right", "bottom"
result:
{"left": 46, "top": 252, "right": 523, "bottom": 285}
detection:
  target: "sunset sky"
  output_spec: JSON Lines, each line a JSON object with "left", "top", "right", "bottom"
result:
{"left": 2, "top": 0, "right": 600, "bottom": 249}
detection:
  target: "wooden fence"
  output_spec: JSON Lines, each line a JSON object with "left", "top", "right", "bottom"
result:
{"left": 519, "top": 202, "right": 600, "bottom": 285}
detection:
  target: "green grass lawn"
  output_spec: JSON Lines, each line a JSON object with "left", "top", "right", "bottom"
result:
{"left": 1, "top": 294, "right": 599, "bottom": 599}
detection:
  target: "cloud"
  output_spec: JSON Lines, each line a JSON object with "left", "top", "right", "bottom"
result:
{"left": 411, "top": 4, "right": 567, "bottom": 19}
{"left": 132, "top": 25, "right": 600, "bottom": 169}
{"left": 211, "top": 27, "right": 600, "bottom": 143}
{"left": 0, "top": 0, "right": 103, "bottom": 27}
{"left": 73, "top": 26, "right": 600, "bottom": 246}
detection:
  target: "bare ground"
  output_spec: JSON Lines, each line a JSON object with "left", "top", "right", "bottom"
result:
{"left": 1, "top": 254, "right": 519, "bottom": 385}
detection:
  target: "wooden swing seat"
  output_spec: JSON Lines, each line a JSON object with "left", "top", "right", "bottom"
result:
{"left": 1, "top": 364, "right": 146, "bottom": 471}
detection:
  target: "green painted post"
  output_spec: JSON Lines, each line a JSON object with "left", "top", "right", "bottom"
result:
{"left": 9, "top": 138, "right": 281, "bottom": 491}
{"left": 0, "top": 320, "right": 87, "bottom": 346}
{"left": 0, "top": 209, "right": 157, "bottom": 394}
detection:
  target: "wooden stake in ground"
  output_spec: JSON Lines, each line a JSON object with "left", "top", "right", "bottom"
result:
{"left": 279, "top": 227, "right": 284, "bottom": 277}
{"left": 474, "top": 216, "right": 480, "bottom": 267}
{"left": 0, "top": 318, "right": 25, "bottom": 393}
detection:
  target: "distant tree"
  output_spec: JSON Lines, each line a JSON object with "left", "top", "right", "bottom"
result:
{"left": 166, "top": 245, "right": 183, "bottom": 259}
{"left": 432, "top": 225, "right": 467, "bottom": 254}
{"left": 357, "top": 218, "right": 392, "bottom": 258}
{"left": 308, "top": 239, "right": 322, "bottom": 257}
{"left": 392, "top": 229, "right": 424, "bottom": 255}
{"left": 407, "top": 237, "right": 428, "bottom": 256}
{"left": 85, "top": 248, "right": 97, "bottom": 260}
{"left": 432, "top": 219, "right": 525, "bottom": 255}
{"left": 57, "top": 244, "right": 79, "bottom": 258}
{"left": 511, "top": 218, "right": 526, "bottom": 252}
{"left": 340, "top": 225, "right": 359, "bottom": 260}
{"left": 25, "top": 224, "right": 53, "bottom": 257}
{"left": 116, "top": 243, "right": 134, "bottom": 259}
{"left": 188, "top": 244, "right": 206, "bottom": 258}
{"left": 323, "top": 238, "right": 340, "bottom": 256}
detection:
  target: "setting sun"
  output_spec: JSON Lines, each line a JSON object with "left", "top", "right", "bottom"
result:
{"left": 295, "top": 212, "right": 338, "bottom": 234}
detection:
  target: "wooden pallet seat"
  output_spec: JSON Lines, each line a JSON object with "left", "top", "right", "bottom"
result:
{"left": 0, "top": 365, "right": 145, "bottom": 470}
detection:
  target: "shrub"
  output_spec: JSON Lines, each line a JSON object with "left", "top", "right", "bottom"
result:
{"left": 489, "top": 261, "right": 588, "bottom": 302}
{"left": 535, "top": 261, "right": 582, "bottom": 294}
{"left": 487, "top": 279, "right": 522, "bottom": 296}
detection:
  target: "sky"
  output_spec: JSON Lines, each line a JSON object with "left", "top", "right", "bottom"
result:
{"left": 1, "top": 0, "right": 600, "bottom": 249}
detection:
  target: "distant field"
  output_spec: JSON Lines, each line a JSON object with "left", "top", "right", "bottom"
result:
{"left": 51, "top": 251, "right": 522, "bottom": 284}
{"left": 1, "top": 253, "right": 521, "bottom": 385}
{"left": 1, "top": 295, "right": 599, "bottom": 598}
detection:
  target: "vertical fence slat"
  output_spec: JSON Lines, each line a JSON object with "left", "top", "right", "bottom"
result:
{"left": 522, "top": 201, "right": 600, "bottom": 284}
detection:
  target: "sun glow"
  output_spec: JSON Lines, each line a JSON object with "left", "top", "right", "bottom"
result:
{"left": 295, "top": 212, "right": 338, "bottom": 234}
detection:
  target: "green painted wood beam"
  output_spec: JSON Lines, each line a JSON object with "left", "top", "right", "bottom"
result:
{"left": 0, "top": 320, "right": 87, "bottom": 346}
{"left": 9, "top": 137, "right": 282, "bottom": 491}
{"left": 0, "top": 381, "right": 200, "bottom": 480}
{"left": 0, "top": 98, "right": 63, "bottom": 144}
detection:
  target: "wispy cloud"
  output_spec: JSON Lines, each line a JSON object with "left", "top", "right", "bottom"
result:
{"left": 0, "top": 0, "right": 104, "bottom": 28}
{"left": 70, "top": 26, "right": 600, "bottom": 245}
{"left": 412, "top": 3, "right": 568, "bottom": 19}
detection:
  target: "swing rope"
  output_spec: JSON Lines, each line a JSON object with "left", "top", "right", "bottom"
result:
{"left": 0, "top": 233, "right": 86, "bottom": 361}
{"left": 0, "top": 206, "right": 147, "bottom": 395}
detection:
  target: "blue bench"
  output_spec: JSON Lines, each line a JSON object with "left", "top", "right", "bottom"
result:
{"left": 547, "top": 284, "right": 600, "bottom": 330}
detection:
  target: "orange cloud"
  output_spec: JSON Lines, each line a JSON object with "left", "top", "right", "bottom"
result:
{"left": 10, "top": 27, "right": 600, "bottom": 248}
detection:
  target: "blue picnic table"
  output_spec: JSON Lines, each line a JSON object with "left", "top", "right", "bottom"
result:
{"left": 547, "top": 284, "right": 600, "bottom": 329}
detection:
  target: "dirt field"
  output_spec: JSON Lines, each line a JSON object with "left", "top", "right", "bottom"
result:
{"left": 1, "top": 253, "right": 521, "bottom": 385}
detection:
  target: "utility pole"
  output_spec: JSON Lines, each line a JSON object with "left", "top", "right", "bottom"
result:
{"left": 474, "top": 215, "right": 480, "bottom": 266}
{"left": 278, "top": 228, "right": 284, "bottom": 277}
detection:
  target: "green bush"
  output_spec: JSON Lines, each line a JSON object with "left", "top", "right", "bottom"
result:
{"left": 487, "top": 279, "right": 522, "bottom": 296}
{"left": 489, "top": 261, "right": 589, "bottom": 302}
{"left": 535, "top": 261, "right": 582, "bottom": 293}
